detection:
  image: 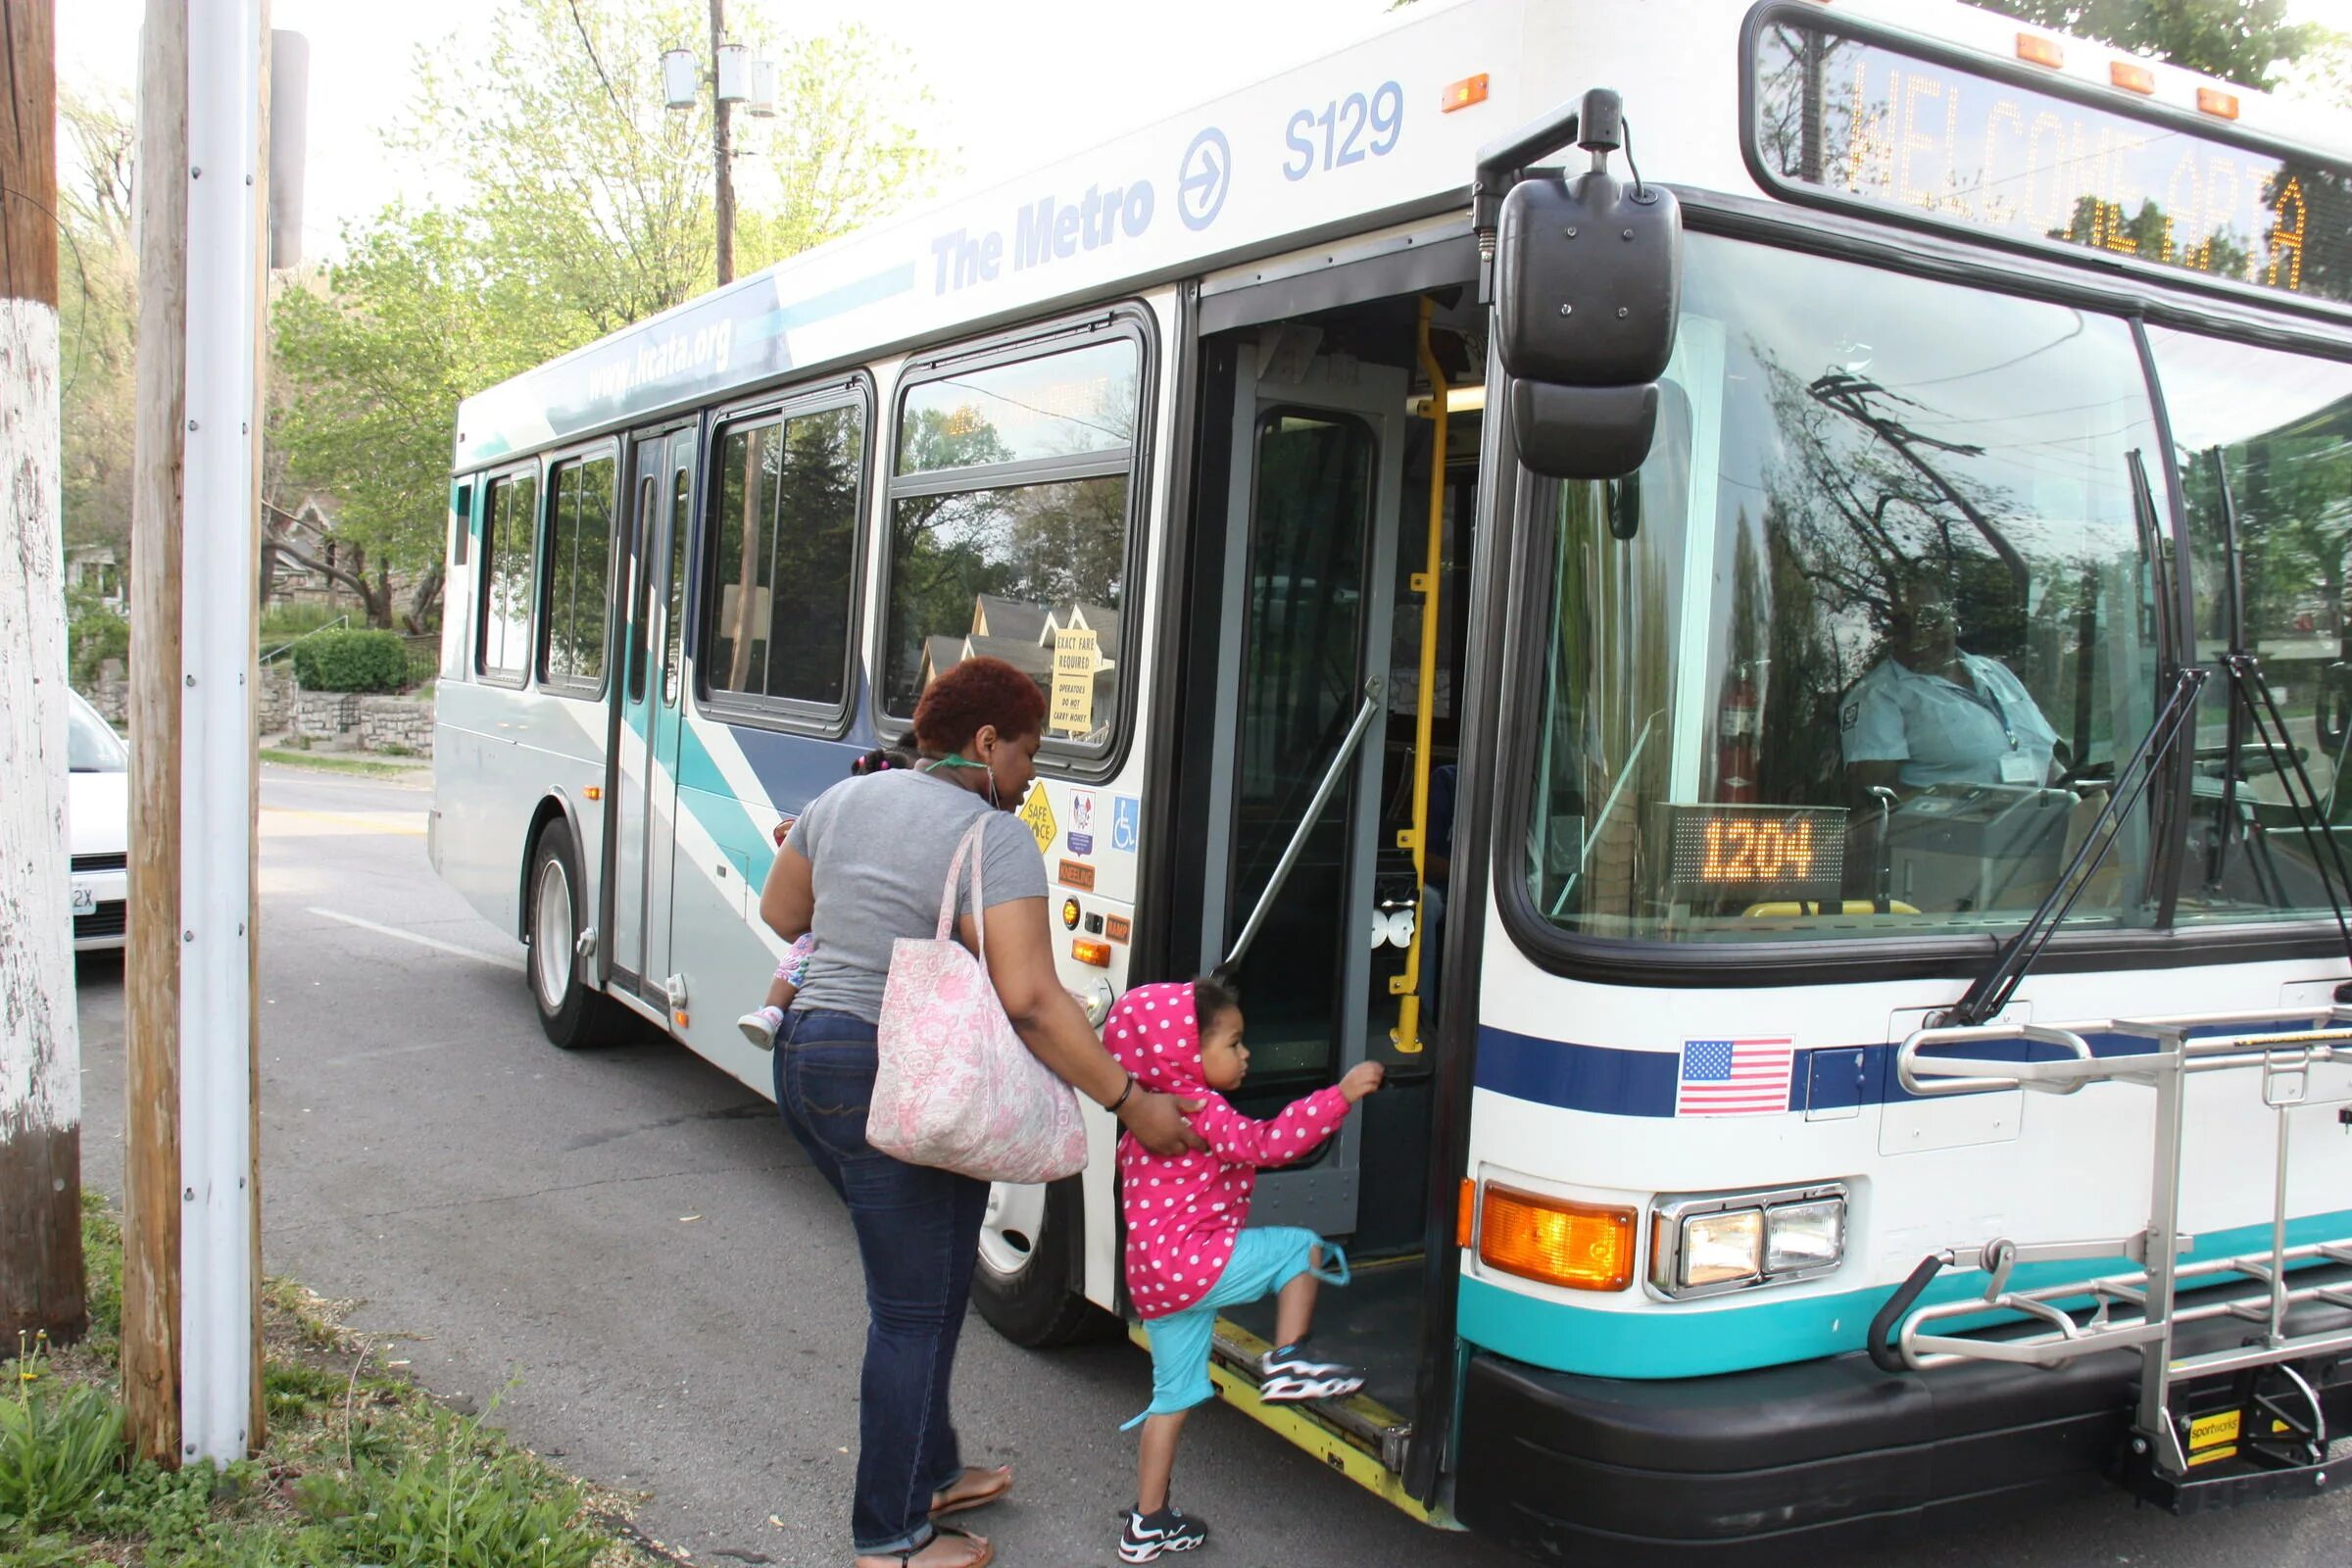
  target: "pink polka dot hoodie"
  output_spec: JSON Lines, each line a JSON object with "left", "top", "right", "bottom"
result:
{"left": 1106, "top": 981, "right": 1354, "bottom": 1320}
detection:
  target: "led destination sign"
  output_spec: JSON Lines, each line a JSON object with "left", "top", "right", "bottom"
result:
{"left": 1750, "top": 20, "right": 2352, "bottom": 303}
{"left": 1660, "top": 805, "right": 1847, "bottom": 905}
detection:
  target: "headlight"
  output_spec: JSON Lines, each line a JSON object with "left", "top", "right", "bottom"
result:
{"left": 1679, "top": 1208, "right": 1763, "bottom": 1289}
{"left": 1765, "top": 1198, "right": 1845, "bottom": 1274}
{"left": 1650, "top": 1184, "right": 1848, "bottom": 1299}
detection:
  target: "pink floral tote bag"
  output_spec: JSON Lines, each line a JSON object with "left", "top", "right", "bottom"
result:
{"left": 870, "top": 819, "right": 1089, "bottom": 1183}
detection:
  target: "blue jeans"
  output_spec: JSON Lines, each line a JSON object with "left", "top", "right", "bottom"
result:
{"left": 775, "top": 1008, "right": 990, "bottom": 1555}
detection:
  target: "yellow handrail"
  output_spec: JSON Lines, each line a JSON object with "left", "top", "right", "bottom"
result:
{"left": 1391, "top": 298, "right": 1449, "bottom": 1054}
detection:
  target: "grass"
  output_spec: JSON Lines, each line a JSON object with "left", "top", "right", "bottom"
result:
{"left": 0, "top": 1195, "right": 653, "bottom": 1567}
{"left": 258, "top": 749, "right": 425, "bottom": 779}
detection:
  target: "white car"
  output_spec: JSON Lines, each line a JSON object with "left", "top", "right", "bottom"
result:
{"left": 68, "top": 689, "right": 128, "bottom": 952}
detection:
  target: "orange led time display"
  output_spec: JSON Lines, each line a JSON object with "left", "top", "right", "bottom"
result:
{"left": 1751, "top": 21, "right": 2350, "bottom": 303}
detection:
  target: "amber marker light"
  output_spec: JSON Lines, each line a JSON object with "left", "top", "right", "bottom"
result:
{"left": 583, "top": 785, "right": 603, "bottom": 801}
{"left": 1061, "top": 898, "right": 1082, "bottom": 931}
{"left": 1456, "top": 1179, "right": 1477, "bottom": 1248}
{"left": 2015, "top": 32, "right": 2063, "bottom": 69}
{"left": 2111, "top": 60, "right": 2155, "bottom": 93}
{"left": 1442, "top": 73, "right": 1490, "bottom": 113}
{"left": 1072, "top": 938, "right": 1112, "bottom": 968}
{"left": 1479, "top": 1184, "right": 1636, "bottom": 1292}
{"left": 2197, "top": 86, "right": 2239, "bottom": 120}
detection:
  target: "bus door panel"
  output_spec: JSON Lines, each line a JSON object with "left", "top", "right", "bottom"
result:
{"left": 605, "top": 432, "right": 669, "bottom": 993}
{"left": 640, "top": 429, "right": 696, "bottom": 1005}
{"left": 1199, "top": 339, "right": 1406, "bottom": 1240}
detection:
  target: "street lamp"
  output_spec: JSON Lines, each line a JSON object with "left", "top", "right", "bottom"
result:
{"left": 662, "top": 3, "right": 777, "bottom": 286}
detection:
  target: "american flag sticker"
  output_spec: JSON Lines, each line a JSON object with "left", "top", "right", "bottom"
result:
{"left": 1677, "top": 1038, "right": 1795, "bottom": 1117}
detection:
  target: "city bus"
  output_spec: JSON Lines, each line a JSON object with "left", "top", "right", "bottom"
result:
{"left": 429, "top": 0, "right": 2352, "bottom": 1554}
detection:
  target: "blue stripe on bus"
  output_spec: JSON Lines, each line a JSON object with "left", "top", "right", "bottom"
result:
{"left": 1475, "top": 1022, "right": 2288, "bottom": 1117}
{"left": 1457, "top": 1204, "right": 2352, "bottom": 1379}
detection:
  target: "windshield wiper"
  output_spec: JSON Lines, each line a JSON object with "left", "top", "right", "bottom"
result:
{"left": 1944, "top": 665, "right": 2205, "bottom": 1027}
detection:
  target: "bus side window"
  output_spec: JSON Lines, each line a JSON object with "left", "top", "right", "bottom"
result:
{"left": 703, "top": 399, "right": 865, "bottom": 716}
{"left": 476, "top": 469, "right": 538, "bottom": 687}
{"left": 881, "top": 330, "right": 1144, "bottom": 751}
{"left": 538, "top": 450, "right": 618, "bottom": 694}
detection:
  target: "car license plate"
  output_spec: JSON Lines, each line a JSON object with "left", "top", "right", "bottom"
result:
{"left": 72, "top": 884, "right": 95, "bottom": 912}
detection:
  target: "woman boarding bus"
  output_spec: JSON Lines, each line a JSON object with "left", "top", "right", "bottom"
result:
{"left": 431, "top": 0, "right": 2352, "bottom": 1556}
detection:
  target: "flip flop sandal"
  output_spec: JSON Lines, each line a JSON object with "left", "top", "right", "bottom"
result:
{"left": 857, "top": 1524, "right": 990, "bottom": 1568}
{"left": 930, "top": 1464, "right": 1014, "bottom": 1519}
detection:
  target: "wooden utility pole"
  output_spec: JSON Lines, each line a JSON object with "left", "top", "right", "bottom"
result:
{"left": 0, "top": 0, "right": 86, "bottom": 1349}
{"left": 125, "top": 0, "right": 266, "bottom": 1467}
{"left": 709, "top": 0, "right": 735, "bottom": 285}
{"left": 123, "top": 0, "right": 189, "bottom": 1461}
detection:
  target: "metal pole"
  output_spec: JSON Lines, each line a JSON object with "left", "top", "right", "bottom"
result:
{"left": 0, "top": 0, "right": 87, "bottom": 1348}
{"left": 1221, "top": 680, "right": 1384, "bottom": 974}
{"left": 709, "top": 0, "right": 734, "bottom": 286}
{"left": 178, "top": 0, "right": 262, "bottom": 1465}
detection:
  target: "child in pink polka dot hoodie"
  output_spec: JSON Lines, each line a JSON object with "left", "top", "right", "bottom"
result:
{"left": 1104, "top": 976, "right": 1383, "bottom": 1562}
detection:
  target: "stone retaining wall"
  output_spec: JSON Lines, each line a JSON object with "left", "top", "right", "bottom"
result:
{"left": 358, "top": 696, "right": 435, "bottom": 757}
{"left": 294, "top": 691, "right": 359, "bottom": 741}
{"left": 78, "top": 664, "right": 431, "bottom": 758}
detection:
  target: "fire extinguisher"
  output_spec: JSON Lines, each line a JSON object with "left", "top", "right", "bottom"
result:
{"left": 1717, "top": 663, "right": 1760, "bottom": 804}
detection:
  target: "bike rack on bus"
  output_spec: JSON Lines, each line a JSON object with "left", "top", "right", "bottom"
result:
{"left": 1871, "top": 1009, "right": 2352, "bottom": 1509}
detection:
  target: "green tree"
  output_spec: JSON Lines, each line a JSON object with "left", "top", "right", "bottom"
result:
{"left": 275, "top": 0, "right": 939, "bottom": 628}
{"left": 272, "top": 205, "right": 587, "bottom": 628}
{"left": 57, "top": 87, "right": 138, "bottom": 559}
{"left": 397, "top": 0, "right": 936, "bottom": 333}
{"left": 1974, "top": 0, "right": 2323, "bottom": 90}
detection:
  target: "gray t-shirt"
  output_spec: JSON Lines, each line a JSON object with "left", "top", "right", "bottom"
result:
{"left": 784, "top": 768, "right": 1050, "bottom": 1024}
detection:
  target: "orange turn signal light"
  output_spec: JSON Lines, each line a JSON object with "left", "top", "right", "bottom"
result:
{"left": 583, "top": 785, "right": 603, "bottom": 801}
{"left": 1072, "top": 938, "right": 1112, "bottom": 968}
{"left": 2110, "top": 60, "right": 2155, "bottom": 94}
{"left": 2015, "top": 33, "right": 2063, "bottom": 69}
{"left": 1442, "top": 74, "right": 1490, "bottom": 113}
{"left": 1478, "top": 1184, "right": 1635, "bottom": 1292}
{"left": 2197, "top": 86, "right": 2239, "bottom": 120}
{"left": 1456, "top": 1179, "right": 1477, "bottom": 1249}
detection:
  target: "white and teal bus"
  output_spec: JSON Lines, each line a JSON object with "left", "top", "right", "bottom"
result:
{"left": 431, "top": 0, "right": 2352, "bottom": 1554}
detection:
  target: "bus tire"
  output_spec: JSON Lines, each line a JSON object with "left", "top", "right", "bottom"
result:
{"left": 972, "top": 1175, "right": 1106, "bottom": 1348}
{"left": 524, "top": 817, "right": 616, "bottom": 1051}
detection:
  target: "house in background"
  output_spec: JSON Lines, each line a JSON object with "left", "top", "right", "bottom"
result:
{"left": 917, "top": 593, "right": 1119, "bottom": 743}
{"left": 66, "top": 543, "right": 125, "bottom": 612}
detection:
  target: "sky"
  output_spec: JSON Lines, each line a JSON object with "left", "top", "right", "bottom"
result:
{"left": 57, "top": 0, "right": 1400, "bottom": 262}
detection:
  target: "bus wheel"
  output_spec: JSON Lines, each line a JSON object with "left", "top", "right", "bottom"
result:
{"left": 972, "top": 1175, "right": 1104, "bottom": 1347}
{"left": 525, "top": 818, "right": 614, "bottom": 1050}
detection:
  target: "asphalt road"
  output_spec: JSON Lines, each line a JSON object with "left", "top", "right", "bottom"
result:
{"left": 71, "top": 765, "right": 2352, "bottom": 1568}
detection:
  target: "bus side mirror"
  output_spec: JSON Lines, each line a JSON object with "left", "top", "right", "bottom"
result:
{"left": 1487, "top": 89, "right": 1682, "bottom": 481}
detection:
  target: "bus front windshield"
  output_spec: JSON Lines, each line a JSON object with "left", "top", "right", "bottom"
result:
{"left": 1521, "top": 232, "right": 2167, "bottom": 943}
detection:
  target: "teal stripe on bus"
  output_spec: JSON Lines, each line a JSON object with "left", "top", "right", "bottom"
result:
{"left": 674, "top": 718, "right": 775, "bottom": 883}
{"left": 1457, "top": 1205, "right": 2352, "bottom": 1379}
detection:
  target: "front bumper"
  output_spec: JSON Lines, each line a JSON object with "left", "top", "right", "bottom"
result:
{"left": 73, "top": 870, "right": 128, "bottom": 951}
{"left": 1454, "top": 1290, "right": 2352, "bottom": 1564}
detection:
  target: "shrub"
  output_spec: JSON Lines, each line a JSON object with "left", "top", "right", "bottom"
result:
{"left": 297, "top": 1412, "right": 604, "bottom": 1568}
{"left": 290, "top": 628, "right": 408, "bottom": 693}
{"left": 0, "top": 1373, "right": 126, "bottom": 1536}
{"left": 66, "top": 583, "right": 129, "bottom": 687}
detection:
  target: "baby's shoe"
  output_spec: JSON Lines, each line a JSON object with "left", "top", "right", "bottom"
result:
{"left": 737, "top": 1004, "right": 784, "bottom": 1050}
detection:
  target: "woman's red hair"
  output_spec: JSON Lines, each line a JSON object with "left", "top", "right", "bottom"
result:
{"left": 912, "top": 656, "right": 1049, "bottom": 756}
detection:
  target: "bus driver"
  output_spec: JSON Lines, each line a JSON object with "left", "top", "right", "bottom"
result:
{"left": 1842, "top": 569, "right": 2059, "bottom": 803}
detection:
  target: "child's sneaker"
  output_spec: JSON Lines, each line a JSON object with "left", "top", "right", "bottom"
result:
{"left": 1255, "top": 1343, "right": 1364, "bottom": 1403}
{"left": 1119, "top": 1504, "right": 1208, "bottom": 1562}
{"left": 736, "top": 1005, "right": 784, "bottom": 1050}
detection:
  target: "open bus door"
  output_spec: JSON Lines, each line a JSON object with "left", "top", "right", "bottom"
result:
{"left": 1197, "top": 340, "right": 1408, "bottom": 1243}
